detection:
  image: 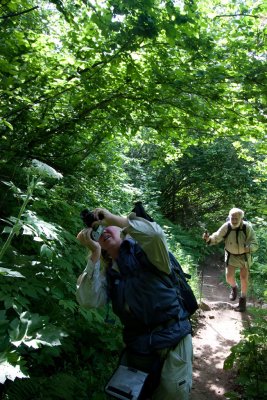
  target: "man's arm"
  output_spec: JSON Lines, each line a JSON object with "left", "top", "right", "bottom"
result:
{"left": 203, "top": 223, "right": 229, "bottom": 245}
{"left": 125, "top": 213, "right": 172, "bottom": 274}
{"left": 92, "top": 208, "right": 171, "bottom": 273}
{"left": 76, "top": 258, "right": 108, "bottom": 308}
{"left": 245, "top": 225, "right": 259, "bottom": 253}
{"left": 76, "top": 227, "right": 107, "bottom": 308}
{"left": 93, "top": 207, "right": 129, "bottom": 229}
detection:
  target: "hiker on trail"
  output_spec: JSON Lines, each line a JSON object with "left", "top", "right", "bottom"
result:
{"left": 202, "top": 208, "right": 258, "bottom": 312}
{"left": 76, "top": 207, "right": 193, "bottom": 400}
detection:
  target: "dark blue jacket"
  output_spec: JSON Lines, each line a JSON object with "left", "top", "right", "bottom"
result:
{"left": 107, "top": 239, "right": 192, "bottom": 354}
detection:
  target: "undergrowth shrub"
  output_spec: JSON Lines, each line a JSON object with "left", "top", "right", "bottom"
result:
{"left": 0, "top": 162, "right": 123, "bottom": 399}
{"left": 248, "top": 222, "right": 267, "bottom": 303}
{"left": 224, "top": 307, "right": 267, "bottom": 400}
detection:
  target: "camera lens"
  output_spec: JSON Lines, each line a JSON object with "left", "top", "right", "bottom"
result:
{"left": 80, "top": 209, "right": 96, "bottom": 227}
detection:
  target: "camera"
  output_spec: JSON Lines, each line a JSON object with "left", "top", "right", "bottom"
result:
{"left": 80, "top": 209, "right": 97, "bottom": 228}
{"left": 91, "top": 225, "right": 104, "bottom": 241}
{"left": 80, "top": 209, "right": 104, "bottom": 241}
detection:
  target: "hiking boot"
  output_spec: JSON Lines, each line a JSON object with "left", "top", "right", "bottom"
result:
{"left": 229, "top": 286, "right": 238, "bottom": 301}
{"left": 234, "top": 297, "right": 246, "bottom": 312}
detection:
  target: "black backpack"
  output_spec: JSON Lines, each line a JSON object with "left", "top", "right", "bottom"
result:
{"left": 136, "top": 247, "right": 198, "bottom": 317}
{"left": 132, "top": 202, "right": 198, "bottom": 317}
{"left": 168, "top": 252, "right": 198, "bottom": 316}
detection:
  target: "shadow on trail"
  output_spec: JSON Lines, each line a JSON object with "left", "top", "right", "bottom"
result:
{"left": 198, "top": 253, "right": 256, "bottom": 317}
{"left": 190, "top": 253, "right": 253, "bottom": 399}
{"left": 192, "top": 342, "right": 236, "bottom": 399}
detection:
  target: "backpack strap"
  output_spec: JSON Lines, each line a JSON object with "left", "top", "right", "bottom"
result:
{"left": 223, "top": 222, "right": 232, "bottom": 240}
{"left": 223, "top": 221, "right": 247, "bottom": 241}
{"left": 242, "top": 221, "right": 247, "bottom": 236}
{"left": 135, "top": 246, "right": 174, "bottom": 288}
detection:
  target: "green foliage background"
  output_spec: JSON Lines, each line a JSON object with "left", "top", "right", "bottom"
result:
{"left": 0, "top": 0, "right": 266, "bottom": 399}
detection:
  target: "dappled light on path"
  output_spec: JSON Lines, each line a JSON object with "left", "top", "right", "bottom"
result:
{"left": 190, "top": 254, "right": 251, "bottom": 399}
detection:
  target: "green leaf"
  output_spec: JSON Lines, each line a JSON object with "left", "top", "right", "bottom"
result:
{"left": 0, "top": 359, "right": 29, "bottom": 384}
{"left": 40, "top": 244, "right": 53, "bottom": 259}
{"left": 223, "top": 352, "right": 235, "bottom": 370}
{"left": 9, "top": 312, "right": 66, "bottom": 348}
{"left": 0, "top": 268, "right": 25, "bottom": 278}
{"left": 0, "top": 119, "right": 13, "bottom": 131}
{"left": 33, "top": 236, "right": 43, "bottom": 242}
{"left": 59, "top": 299, "right": 77, "bottom": 313}
{"left": 2, "top": 226, "right": 12, "bottom": 234}
{"left": 21, "top": 224, "right": 35, "bottom": 235}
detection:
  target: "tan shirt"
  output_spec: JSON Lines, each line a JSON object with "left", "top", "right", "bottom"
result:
{"left": 208, "top": 221, "right": 258, "bottom": 253}
{"left": 208, "top": 221, "right": 258, "bottom": 267}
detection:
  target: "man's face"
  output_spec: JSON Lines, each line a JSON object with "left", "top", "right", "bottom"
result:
{"left": 230, "top": 213, "right": 242, "bottom": 228}
{"left": 98, "top": 226, "right": 122, "bottom": 251}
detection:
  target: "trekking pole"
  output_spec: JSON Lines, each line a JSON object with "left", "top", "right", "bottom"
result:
{"left": 199, "top": 258, "right": 205, "bottom": 305}
{"left": 249, "top": 265, "right": 256, "bottom": 307}
{"left": 199, "top": 229, "right": 209, "bottom": 305}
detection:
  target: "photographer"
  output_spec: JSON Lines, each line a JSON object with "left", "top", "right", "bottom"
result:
{"left": 76, "top": 207, "right": 193, "bottom": 400}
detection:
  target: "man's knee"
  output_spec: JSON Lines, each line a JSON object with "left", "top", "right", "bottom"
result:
{"left": 226, "top": 265, "right": 237, "bottom": 279}
{"left": 240, "top": 266, "right": 248, "bottom": 280}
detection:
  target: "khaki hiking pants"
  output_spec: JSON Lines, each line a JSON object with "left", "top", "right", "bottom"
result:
{"left": 152, "top": 334, "right": 193, "bottom": 400}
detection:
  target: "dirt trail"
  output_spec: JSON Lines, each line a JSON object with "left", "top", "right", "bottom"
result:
{"left": 190, "top": 255, "right": 253, "bottom": 399}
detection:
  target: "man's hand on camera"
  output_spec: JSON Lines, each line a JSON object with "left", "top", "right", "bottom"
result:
{"left": 202, "top": 231, "right": 210, "bottom": 242}
{"left": 77, "top": 228, "right": 101, "bottom": 250}
{"left": 77, "top": 228, "right": 101, "bottom": 263}
{"left": 93, "top": 208, "right": 129, "bottom": 229}
{"left": 92, "top": 208, "right": 113, "bottom": 227}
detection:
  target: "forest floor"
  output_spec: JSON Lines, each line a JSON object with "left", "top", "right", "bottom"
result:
{"left": 190, "top": 254, "right": 257, "bottom": 399}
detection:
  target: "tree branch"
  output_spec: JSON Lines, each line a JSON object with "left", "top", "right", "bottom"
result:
{"left": 0, "top": 6, "right": 38, "bottom": 20}
{"left": 215, "top": 13, "right": 259, "bottom": 19}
